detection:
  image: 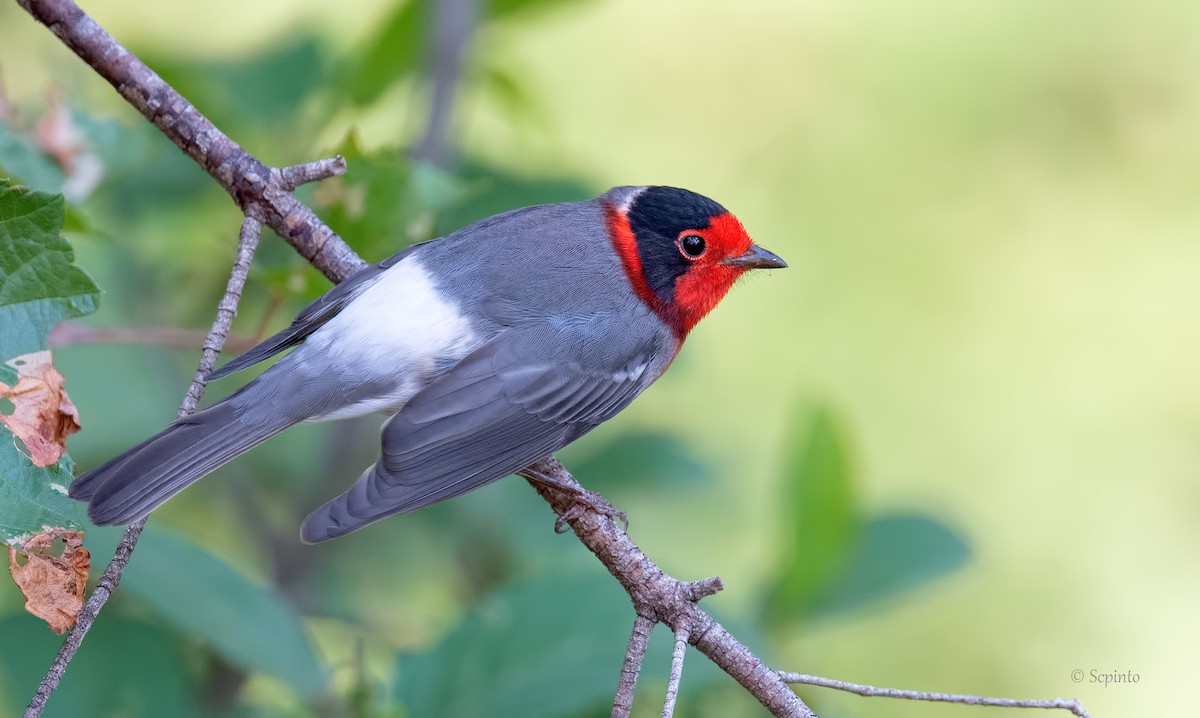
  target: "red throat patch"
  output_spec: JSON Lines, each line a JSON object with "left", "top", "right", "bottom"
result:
{"left": 604, "top": 203, "right": 752, "bottom": 339}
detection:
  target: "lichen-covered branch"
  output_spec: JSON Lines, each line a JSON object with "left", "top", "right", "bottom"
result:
{"left": 779, "top": 672, "right": 1092, "bottom": 717}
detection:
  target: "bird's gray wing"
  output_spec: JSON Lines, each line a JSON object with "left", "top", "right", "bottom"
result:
{"left": 300, "top": 320, "right": 667, "bottom": 542}
{"left": 209, "top": 243, "right": 426, "bottom": 380}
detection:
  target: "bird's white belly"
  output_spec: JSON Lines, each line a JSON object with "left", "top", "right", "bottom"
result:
{"left": 301, "top": 256, "right": 481, "bottom": 421}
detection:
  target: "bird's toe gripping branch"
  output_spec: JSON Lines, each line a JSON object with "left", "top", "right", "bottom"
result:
{"left": 519, "top": 465, "right": 629, "bottom": 533}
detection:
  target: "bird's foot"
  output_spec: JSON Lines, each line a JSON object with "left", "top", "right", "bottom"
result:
{"left": 520, "top": 465, "right": 629, "bottom": 533}
{"left": 553, "top": 490, "right": 629, "bottom": 534}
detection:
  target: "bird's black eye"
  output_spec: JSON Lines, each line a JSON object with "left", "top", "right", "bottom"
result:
{"left": 679, "top": 234, "right": 706, "bottom": 259}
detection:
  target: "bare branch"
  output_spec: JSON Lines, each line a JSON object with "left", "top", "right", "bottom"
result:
{"left": 25, "top": 212, "right": 264, "bottom": 718}
{"left": 47, "top": 323, "right": 259, "bottom": 353}
{"left": 279, "top": 156, "right": 347, "bottom": 191}
{"left": 180, "top": 212, "right": 262, "bottom": 415}
{"left": 660, "top": 623, "right": 690, "bottom": 718}
{"left": 683, "top": 577, "right": 722, "bottom": 601}
{"left": 519, "top": 458, "right": 815, "bottom": 718}
{"left": 612, "top": 613, "right": 654, "bottom": 718}
{"left": 779, "top": 672, "right": 1092, "bottom": 717}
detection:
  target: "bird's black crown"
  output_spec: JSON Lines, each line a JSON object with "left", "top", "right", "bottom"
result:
{"left": 627, "top": 187, "right": 727, "bottom": 302}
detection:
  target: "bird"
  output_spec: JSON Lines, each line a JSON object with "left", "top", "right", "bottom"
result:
{"left": 69, "top": 185, "right": 786, "bottom": 542}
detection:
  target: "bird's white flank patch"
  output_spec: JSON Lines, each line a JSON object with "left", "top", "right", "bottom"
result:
{"left": 304, "top": 256, "right": 480, "bottom": 420}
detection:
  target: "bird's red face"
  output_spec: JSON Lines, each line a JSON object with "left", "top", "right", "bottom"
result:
{"left": 604, "top": 186, "right": 786, "bottom": 338}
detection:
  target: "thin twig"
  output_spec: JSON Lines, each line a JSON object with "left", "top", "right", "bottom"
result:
{"left": 612, "top": 613, "right": 654, "bottom": 718}
{"left": 778, "top": 672, "right": 1092, "bottom": 717}
{"left": 181, "top": 213, "right": 262, "bottom": 414}
{"left": 279, "top": 157, "right": 347, "bottom": 191}
{"left": 683, "top": 577, "right": 722, "bottom": 601}
{"left": 24, "top": 212, "right": 264, "bottom": 718}
{"left": 661, "top": 623, "right": 690, "bottom": 718}
{"left": 47, "top": 323, "right": 258, "bottom": 353}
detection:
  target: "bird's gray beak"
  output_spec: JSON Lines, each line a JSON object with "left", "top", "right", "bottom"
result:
{"left": 722, "top": 244, "right": 788, "bottom": 269}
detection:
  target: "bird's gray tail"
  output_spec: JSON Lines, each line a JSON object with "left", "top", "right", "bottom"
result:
{"left": 69, "top": 392, "right": 295, "bottom": 526}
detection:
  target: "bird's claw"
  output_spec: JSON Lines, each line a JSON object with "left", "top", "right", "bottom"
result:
{"left": 554, "top": 490, "right": 629, "bottom": 533}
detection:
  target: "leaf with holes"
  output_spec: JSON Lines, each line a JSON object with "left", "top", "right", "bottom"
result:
{"left": 0, "top": 180, "right": 99, "bottom": 544}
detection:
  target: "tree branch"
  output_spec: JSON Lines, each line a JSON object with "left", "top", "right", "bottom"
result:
{"left": 779, "top": 672, "right": 1093, "bottom": 717}
{"left": 660, "top": 623, "right": 690, "bottom": 718}
{"left": 47, "top": 323, "right": 259, "bottom": 353}
{"left": 612, "top": 613, "right": 654, "bottom": 718}
{"left": 519, "top": 458, "right": 814, "bottom": 717}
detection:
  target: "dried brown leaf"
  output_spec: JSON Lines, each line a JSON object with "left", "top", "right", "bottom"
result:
{"left": 33, "top": 86, "right": 81, "bottom": 174}
{"left": 0, "top": 350, "right": 82, "bottom": 467}
{"left": 31, "top": 86, "right": 103, "bottom": 200}
{"left": 8, "top": 529, "right": 90, "bottom": 634}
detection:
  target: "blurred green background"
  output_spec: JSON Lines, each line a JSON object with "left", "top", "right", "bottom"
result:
{"left": 2, "top": 0, "right": 1195, "bottom": 715}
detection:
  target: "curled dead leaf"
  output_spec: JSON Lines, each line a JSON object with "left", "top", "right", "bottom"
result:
{"left": 8, "top": 528, "right": 90, "bottom": 634}
{"left": 0, "top": 350, "right": 81, "bottom": 467}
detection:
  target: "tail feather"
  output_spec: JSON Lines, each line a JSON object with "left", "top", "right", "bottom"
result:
{"left": 70, "top": 399, "right": 293, "bottom": 525}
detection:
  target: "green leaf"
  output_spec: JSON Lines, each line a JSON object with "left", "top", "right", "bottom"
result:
{"left": 394, "top": 574, "right": 633, "bottom": 717}
{"left": 409, "top": 160, "right": 474, "bottom": 215}
{"left": 90, "top": 526, "right": 327, "bottom": 696}
{"left": 305, "top": 138, "right": 472, "bottom": 263}
{"left": 146, "top": 38, "right": 327, "bottom": 128}
{"left": 0, "top": 448, "right": 82, "bottom": 544}
{"left": 805, "top": 512, "right": 971, "bottom": 620}
{"left": 68, "top": 109, "right": 154, "bottom": 187}
{"left": 341, "top": 0, "right": 426, "bottom": 107}
{"left": 0, "top": 613, "right": 200, "bottom": 718}
{"left": 0, "top": 182, "right": 98, "bottom": 542}
{"left": 0, "top": 124, "right": 66, "bottom": 193}
{"left": 766, "top": 406, "right": 859, "bottom": 623}
{"left": 476, "top": 64, "right": 545, "bottom": 126}
{"left": 0, "top": 183, "right": 101, "bottom": 362}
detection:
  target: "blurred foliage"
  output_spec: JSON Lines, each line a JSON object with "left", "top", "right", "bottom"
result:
{"left": 766, "top": 408, "right": 968, "bottom": 624}
{"left": 394, "top": 574, "right": 641, "bottom": 717}
{"left": 92, "top": 526, "right": 327, "bottom": 696}
{"left": 0, "top": 0, "right": 987, "bottom": 715}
